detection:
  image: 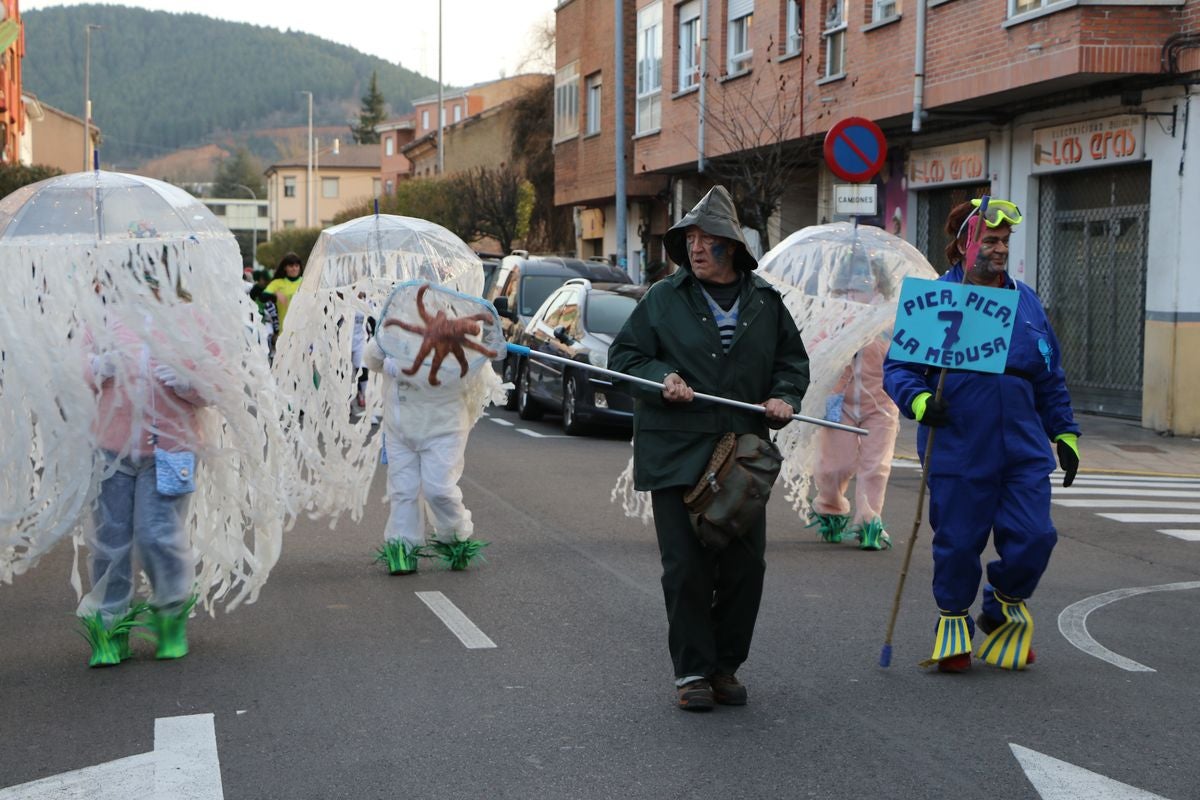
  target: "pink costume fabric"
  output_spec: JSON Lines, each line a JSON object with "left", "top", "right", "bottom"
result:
{"left": 811, "top": 336, "right": 899, "bottom": 525}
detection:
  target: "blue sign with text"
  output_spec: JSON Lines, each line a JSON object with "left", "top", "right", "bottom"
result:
{"left": 888, "top": 278, "right": 1019, "bottom": 374}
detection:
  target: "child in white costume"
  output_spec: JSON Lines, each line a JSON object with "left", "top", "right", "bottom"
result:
{"left": 364, "top": 336, "right": 483, "bottom": 572}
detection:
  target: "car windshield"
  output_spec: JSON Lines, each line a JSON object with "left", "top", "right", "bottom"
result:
{"left": 585, "top": 294, "right": 638, "bottom": 335}
{"left": 521, "top": 275, "right": 569, "bottom": 315}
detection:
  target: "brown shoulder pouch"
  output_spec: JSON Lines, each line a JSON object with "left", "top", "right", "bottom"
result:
{"left": 683, "top": 433, "right": 783, "bottom": 551}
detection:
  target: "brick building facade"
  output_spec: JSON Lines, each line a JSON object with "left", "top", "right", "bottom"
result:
{"left": 554, "top": 0, "right": 1200, "bottom": 434}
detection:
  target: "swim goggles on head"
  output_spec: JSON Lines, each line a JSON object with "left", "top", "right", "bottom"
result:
{"left": 957, "top": 197, "right": 1022, "bottom": 239}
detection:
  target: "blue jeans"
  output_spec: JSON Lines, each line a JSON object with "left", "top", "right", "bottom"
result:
{"left": 79, "top": 452, "right": 195, "bottom": 623}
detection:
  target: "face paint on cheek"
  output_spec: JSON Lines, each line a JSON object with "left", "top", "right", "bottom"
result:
{"left": 710, "top": 242, "right": 727, "bottom": 262}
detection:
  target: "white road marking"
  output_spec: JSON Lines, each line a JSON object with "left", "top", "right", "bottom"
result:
{"left": 415, "top": 591, "right": 496, "bottom": 649}
{"left": 1011, "top": 744, "right": 1171, "bottom": 799}
{"left": 516, "top": 428, "right": 568, "bottom": 439}
{"left": 1056, "top": 482, "right": 1200, "bottom": 491}
{"left": 1054, "top": 488, "right": 1200, "bottom": 499}
{"left": 1053, "top": 499, "right": 1200, "bottom": 510}
{"left": 1057, "top": 581, "right": 1200, "bottom": 672}
{"left": 489, "top": 417, "right": 515, "bottom": 427}
{"left": 1068, "top": 475, "right": 1200, "bottom": 484}
{"left": 1158, "top": 529, "right": 1200, "bottom": 541}
{"left": 1098, "top": 513, "right": 1200, "bottom": 524}
{"left": 0, "top": 713, "right": 222, "bottom": 799}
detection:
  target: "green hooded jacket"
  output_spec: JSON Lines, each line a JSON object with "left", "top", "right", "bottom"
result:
{"left": 608, "top": 187, "right": 809, "bottom": 491}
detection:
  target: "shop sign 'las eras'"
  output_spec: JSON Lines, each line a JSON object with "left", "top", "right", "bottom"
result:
{"left": 1032, "top": 113, "right": 1146, "bottom": 174}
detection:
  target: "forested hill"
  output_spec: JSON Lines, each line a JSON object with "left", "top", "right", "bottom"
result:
{"left": 22, "top": 4, "right": 441, "bottom": 163}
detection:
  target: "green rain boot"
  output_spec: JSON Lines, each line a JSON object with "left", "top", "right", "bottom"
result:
{"left": 150, "top": 596, "right": 197, "bottom": 660}
{"left": 855, "top": 517, "right": 892, "bottom": 551}
{"left": 78, "top": 603, "right": 148, "bottom": 668}
{"left": 375, "top": 538, "right": 423, "bottom": 575}
{"left": 428, "top": 538, "right": 489, "bottom": 571}
{"left": 805, "top": 510, "right": 850, "bottom": 543}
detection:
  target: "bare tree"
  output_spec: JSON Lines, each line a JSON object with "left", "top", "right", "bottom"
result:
{"left": 453, "top": 165, "right": 532, "bottom": 255}
{"left": 509, "top": 77, "right": 572, "bottom": 252}
{"left": 687, "top": 44, "right": 811, "bottom": 250}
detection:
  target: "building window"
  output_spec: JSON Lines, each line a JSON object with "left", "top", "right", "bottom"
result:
{"left": 283, "top": 220, "right": 296, "bottom": 229}
{"left": 421, "top": 109, "right": 430, "bottom": 129}
{"left": 385, "top": 136, "right": 394, "bottom": 156}
{"left": 678, "top": 1, "right": 701, "bottom": 91}
{"left": 322, "top": 177, "right": 339, "bottom": 198}
{"left": 555, "top": 61, "right": 580, "bottom": 141}
{"left": 872, "top": 0, "right": 897, "bottom": 22}
{"left": 208, "top": 204, "right": 226, "bottom": 216}
{"left": 1009, "top": 0, "right": 1051, "bottom": 15}
{"left": 822, "top": 0, "right": 845, "bottom": 78}
{"left": 454, "top": 104, "right": 462, "bottom": 123}
{"left": 636, "top": 1, "right": 662, "bottom": 135}
{"left": 585, "top": 73, "right": 602, "bottom": 136}
{"left": 373, "top": 178, "right": 381, "bottom": 197}
{"left": 385, "top": 179, "right": 395, "bottom": 194}
{"left": 258, "top": 205, "right": 268, "bottom": 217}
{"left": 785, "top": 0, "right": 802, "bottom": 56}
{"left": 727, "top": 0, "right": 753, "bottom": 74}
{"left": 283, "top": 176, "right": 296, "bottom": 198}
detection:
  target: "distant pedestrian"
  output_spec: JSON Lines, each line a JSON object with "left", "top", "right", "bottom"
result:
{"left": 883, "top": 198, "right": 1080, "bottom": 673}
{"left": 261, "top": 252, "right": 304, "bottom": 334}
{"left": 609, "top": 185, "right": 808, "bottom": 711}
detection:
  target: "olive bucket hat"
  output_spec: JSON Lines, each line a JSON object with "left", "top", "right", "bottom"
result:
{"left": 663, "top": 185, "right": 758, "bottom": 273}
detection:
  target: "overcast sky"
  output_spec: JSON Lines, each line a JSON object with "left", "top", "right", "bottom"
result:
{"left": 22, "top": 0, "right": 558, "bottom": 86}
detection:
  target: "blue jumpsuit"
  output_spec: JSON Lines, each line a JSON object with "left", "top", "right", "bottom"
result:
{"left": 883, "top": 264, "right": 1079, "bottom": 623}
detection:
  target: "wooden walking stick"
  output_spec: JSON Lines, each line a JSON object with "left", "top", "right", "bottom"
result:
{"left": 879, "top": 369, "right": 945, "bottom": 667}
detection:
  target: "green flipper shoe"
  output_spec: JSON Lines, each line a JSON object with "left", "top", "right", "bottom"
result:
{"left": 150, "top": 596, "right": 197, "bottom": 660}
{"left": 429, "top": 539, "right": 489, "bottom": 571}
{"left": 375, "top": 538, "right": 423, "bottom": 575}
{"left": 855, "top": 518, "right": 892, "bottom": 551}
{"left": 79, "top": 603, "right": 148, "bottom": 668}
{"left": 805, "top": 510, "right": 850, "bottom": 543}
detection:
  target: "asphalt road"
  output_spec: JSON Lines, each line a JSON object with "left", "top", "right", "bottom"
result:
{"left": 2, "top": 409, "right": 1198, "bottom": 799}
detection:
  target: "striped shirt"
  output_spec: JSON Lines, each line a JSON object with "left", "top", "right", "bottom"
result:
{"left": 700, "top": 288, "right": 740, "bottom": 352}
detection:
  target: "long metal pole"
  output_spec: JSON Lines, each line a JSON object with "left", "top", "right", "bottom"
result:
{"left": 614, "top": 0, "right": 628, "bottom": 275}
{"left": 506, "top": 343, "right": 868, "bottom": 435}
{"left": 912, "top": 0, "right": 928, "bottom": 133}
{"left": 437, "top": 0, "right": 444, "bottom": 175}
{"left": 306, "top": 92, "right": 314, "bottom": 227}
{"left": 697, "top": 0, "right": 707, "bottom": 173}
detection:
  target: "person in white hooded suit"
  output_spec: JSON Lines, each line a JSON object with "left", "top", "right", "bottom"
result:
{"left": 364, "top": 336, "right": 484, "bottom": 573}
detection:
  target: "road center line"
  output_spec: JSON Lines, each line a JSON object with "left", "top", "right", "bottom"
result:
{"left": 415, "top": 591, "right": 496, "bottom": 649}
{"left": 1057, "top": 581, "right": 1200, "bottom": 672}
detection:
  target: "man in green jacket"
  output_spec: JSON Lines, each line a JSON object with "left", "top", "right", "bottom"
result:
{"left": 609, "top": 185, "right": 809, "bottom": 711}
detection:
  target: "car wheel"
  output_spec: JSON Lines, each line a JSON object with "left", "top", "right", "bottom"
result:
{"left": 561, "top": 372, "right": 588, "bottom": 435}
{"left": 502, "top": 356, "right": 520, "bottom": 410}
{"left": 517, "top": 361, "right": 543, "bottom": 420}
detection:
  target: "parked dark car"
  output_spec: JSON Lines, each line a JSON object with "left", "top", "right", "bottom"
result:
{"left": 514, "top": 279, "right": 647, "bottom": 434}
{"left": 488, "top": 255, "right": 630, "bottom": 409}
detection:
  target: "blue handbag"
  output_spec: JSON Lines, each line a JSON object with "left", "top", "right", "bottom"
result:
{"left": 154, "top": 447, "right": 196, "bottom": 496}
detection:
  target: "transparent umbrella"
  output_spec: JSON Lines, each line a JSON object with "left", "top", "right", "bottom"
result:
{"left": 274, "top": 213, "right": 504, "bottom": 524}
{"left": 0, "top": 170, "right": 292, "bottom": 611}
{"left": 756, "top": 222, "right": 939, "bottom": 520}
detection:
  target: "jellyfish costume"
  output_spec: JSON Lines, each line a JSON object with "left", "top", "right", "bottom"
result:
{"left": 271, "top": 214, "right": 504, "bottom": 573}
{"left": 0, "top": 171, "right": 293, "bottom": 665}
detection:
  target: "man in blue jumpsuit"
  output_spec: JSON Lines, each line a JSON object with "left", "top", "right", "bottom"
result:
{"left": 883, "top": 199, "right": 1080, "bottom": 672}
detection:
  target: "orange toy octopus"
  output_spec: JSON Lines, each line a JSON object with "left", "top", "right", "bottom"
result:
{"left": 383, "top": 284, "right": 498, "bottom": 386}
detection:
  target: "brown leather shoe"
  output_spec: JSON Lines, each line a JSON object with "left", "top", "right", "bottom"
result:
{"left": 710, "top": 673, "right": 748, "bottom": 705}
{"left": 676, "top": 679, "right": 714, "bottom": 711}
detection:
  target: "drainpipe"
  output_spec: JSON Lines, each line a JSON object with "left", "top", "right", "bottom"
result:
{"left": 912, "top": 0, "right": 928, "bottom": 133}
{"left": 698, "top": 0, "right": 708, "bottom": 173}
{"left": 615, "top": 0, "right": 629, "bottom": 275}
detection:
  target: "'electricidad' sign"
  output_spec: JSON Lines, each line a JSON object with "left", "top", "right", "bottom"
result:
{"left": 888, "top": 278, "right": 1019, "bottom": 374}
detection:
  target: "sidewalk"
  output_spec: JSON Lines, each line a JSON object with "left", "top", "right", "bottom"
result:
{"left": 892, "top": 412, "right": 1200, "bottom": 478}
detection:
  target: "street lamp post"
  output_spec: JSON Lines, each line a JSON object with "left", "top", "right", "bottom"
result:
{"left": 232, "top": 183, "right": 259, "bottom": 269}
{"left": 83, "top": 23, "right": 101, "bottom": 170}
{"left": 312, "top": 138, "right": 340, "bottom": 229}
{"left": 298, "top": 90, "right": 313, "bottom": 227}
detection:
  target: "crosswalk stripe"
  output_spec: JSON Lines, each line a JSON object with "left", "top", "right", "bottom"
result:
{"left": 1158, "top": 530, "right": 1200, "bottom": 541}
{"left": 1068, "top": 474, "right": 1200, "bottom": 484}
{"left": 1054, "top": 499, "right": 1200, "bottom": 510}
{"left": 415, "top": 591, "right": 496, "bottom": 649}
{"left": 1098, "top": 513, "right": 1200, "bottom": 524}
{"left": 1054, "top": 488, "right": 1200, "bottom": 499}
{"left": 1057, "top": 480, "right": 1200, "bottom": 490}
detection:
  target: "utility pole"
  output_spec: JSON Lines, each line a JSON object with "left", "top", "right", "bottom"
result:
{"left": 83, "top": 23, "right": 101, "bottom": 171}
{"left": 437, "top": 0, "right": 444, "bottom": 175}
{"left": 300, "top": 91, "right": 314, "bottom": 227}
{"left": 614, "top": 0, "right": 628, "bottom": 275}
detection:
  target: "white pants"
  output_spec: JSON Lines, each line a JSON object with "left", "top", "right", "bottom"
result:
{"left": 384, "top": 429, "right": 473, "bottom": 546}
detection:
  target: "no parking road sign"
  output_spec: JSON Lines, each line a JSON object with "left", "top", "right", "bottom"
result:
{"left": 824, "top": 117, "right": 888, "bottom": 183}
